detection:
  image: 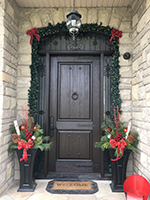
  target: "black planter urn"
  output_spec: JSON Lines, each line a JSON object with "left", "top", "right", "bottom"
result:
{"left": 15, "top": 148, "right": 38, "bottom": 192}
{"left": 109, "top": 148, "right": 131, "bottom": 192}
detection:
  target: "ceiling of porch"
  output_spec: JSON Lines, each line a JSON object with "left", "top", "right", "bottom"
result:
{"left": 15, "top": 0, "right": 134, "bottom": 8}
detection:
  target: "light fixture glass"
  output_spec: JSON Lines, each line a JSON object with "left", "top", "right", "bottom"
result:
{"left": 66, "top": 0, "right": 82, "bottom": 40}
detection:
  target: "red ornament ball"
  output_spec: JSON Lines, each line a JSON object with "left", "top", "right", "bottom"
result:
{"left": 33, "top": 126, "right": 36, "bottom": 130}
{"left": 19, "top": 125, "right": 25, "bottom": 131}
{"left": 124, "top": 127, "right": 127, "bottom": 132}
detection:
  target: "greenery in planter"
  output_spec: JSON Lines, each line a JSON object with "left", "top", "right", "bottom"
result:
{"left": 95, "top": 107, "right": 138, "bottom": 161}
{"left": 8, "top": 105, "right": 52, "bottom": 161}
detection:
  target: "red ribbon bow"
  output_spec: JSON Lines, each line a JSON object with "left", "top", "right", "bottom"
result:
{"left": 18, "top": 140, "right": 34, "bottom": 161}
{"left": 110, "top": 28, "right": 122, "bottom": 43}
{"left": 26, "top": 27, "right": 40, "bottom": 45}
{"left": 109, "top": 139, "right": 127, "bottom": 161}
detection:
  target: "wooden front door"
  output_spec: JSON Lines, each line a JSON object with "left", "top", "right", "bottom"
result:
{"left": 47, "top": 55, "right": 103, "bottom": 174}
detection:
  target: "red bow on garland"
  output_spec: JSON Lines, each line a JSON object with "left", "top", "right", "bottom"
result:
{"left": 26, "top": 27, "right": 40, "bottom": 45}
{"left": 18, "top": 140, "right": 34, "bottom": 161}
{"left": 110, "top": 28, "right": 122, "bottom": 43}
{"left": 109, "top": 139, "right": 127, "bottom": 161}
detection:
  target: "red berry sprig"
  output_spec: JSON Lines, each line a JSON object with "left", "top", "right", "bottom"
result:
{"left": 25, "top": 129, "right": 33, "bottom": 140}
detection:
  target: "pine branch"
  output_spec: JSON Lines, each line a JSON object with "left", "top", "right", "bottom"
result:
{"left": 105, "top": 118, "right": 115, "bottom": 130}
{"left": 33, "top": 144, "right": 44, "bottom": 151}
{"left": 42, "top": 143, "right": 52, "bottom": 150}
{"left": 10, "top": 125, "right": 16, "bottom": 134}
{"left": 95, "top": 141, "right": 104, "bottom": 148}
{"left": 101, "top": 135, "right": 109, "bottom": 143}
{"left": 131, "top": 131, "right": 138, "bottom": 136}
{"left": 101, "top": 142, "right": 111, "bottom": 150}
{"left": 101, "top": 122, "right": 108, "bottom": 131}
{"left": 42, "top": 136, "right": 50, "bottom": 142}
{"left": 33, "top": 142, "right": 52, "bottom": 151}
{"left": 8, "top": 143, "right": 18, "bottom": 154}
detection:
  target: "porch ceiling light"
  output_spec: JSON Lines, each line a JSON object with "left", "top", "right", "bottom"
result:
{"left": 66, "top": 0, "right": 82, "bottom": 40}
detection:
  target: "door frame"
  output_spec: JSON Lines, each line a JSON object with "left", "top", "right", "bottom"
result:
{"left": 43, "top": 50, "right": 113, "bottom": 178}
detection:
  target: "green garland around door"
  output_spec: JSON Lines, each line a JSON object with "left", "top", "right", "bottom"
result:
{"left": 27, "top": 22, "right": 122, "bottom": 117}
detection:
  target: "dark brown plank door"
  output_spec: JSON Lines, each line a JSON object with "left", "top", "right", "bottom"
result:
{"left": 48, "top": 55, "right": 101, "bottom": 173}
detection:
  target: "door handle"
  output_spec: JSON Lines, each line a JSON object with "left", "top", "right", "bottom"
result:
{"left": 77, "top": 124, "right": 100, "bottom": 127}
{"left": 49, "top": 116, "right": 54, "bottom": 137}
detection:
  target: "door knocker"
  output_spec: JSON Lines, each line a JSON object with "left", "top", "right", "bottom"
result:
{"left": 72, "top": 92, "right": 78, "bottom": 100}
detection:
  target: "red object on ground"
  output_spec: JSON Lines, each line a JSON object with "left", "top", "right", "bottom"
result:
{"left": 123, "top": 174, "right": 150, "bottom": 200}
{"left": 126, "top": 191, "right": 143, "bottom": 200}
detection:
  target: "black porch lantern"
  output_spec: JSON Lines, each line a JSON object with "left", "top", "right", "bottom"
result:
{"left": 66, "top": 0, "right": 82, "bottom": 40}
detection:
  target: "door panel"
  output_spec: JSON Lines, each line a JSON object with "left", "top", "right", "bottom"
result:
{"left": 48, "top": 55, "right": 101, "bottom": 173}
{"left": 59, "top": 131, "right": 90, "bottom": 159}
{"left": 58, "top": 63, "right": 91, "bottom": 119}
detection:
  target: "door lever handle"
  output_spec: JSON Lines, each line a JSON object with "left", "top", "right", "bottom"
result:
{"left": 49, "top": 116, "right": 54, "bottom": 137}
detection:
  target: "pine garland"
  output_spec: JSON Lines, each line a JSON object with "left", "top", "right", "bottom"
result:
{"left": 28, "top": 22, "right": 122, "bottom": 117}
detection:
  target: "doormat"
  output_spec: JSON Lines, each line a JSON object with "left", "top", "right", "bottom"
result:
{"left": 46, "top": 180, "right": 98, "bottom": 194}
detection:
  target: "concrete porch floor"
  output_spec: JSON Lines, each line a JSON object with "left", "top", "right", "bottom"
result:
{"left": 0, "top": 180, "right": 125, "bottom": 200}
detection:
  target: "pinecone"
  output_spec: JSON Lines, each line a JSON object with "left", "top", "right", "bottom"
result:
{"left": 127, "top": 134, "right": 135, "bottom": 143}
{"left": 21, "top": 139, "right": 27, "bottom": 143}
{"left": 12, "top": 134, "right": 20, "bottom": 143}
{"left": 28, "top": 139, "right": 32, "bottom": 143}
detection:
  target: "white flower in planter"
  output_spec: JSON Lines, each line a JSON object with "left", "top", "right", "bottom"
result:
{"left": 31, "top": 135, "right": 36, "bottom": 140}
{"left": 107, "top": 134, "right": 111, "bottom": 139}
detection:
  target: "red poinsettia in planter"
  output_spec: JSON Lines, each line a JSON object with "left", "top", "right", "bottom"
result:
{"left": 8, "top": 105, "right": 52, "bottom": 192}
{"left": 95, "top": 107, "right": 139, "bottom": 192}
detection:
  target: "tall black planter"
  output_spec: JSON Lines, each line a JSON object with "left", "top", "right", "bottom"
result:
{"left": 109, "top": 149, "right": 131, "bottom": 192}
{"left": 15, "top": 148, "right": 38, "bottom": 192}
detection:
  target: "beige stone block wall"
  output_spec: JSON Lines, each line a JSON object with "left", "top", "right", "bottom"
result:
{"left": 0, "top": 0, "right": 19, "bottom": 196}
{"left": 131, "top": 0, "right": 150, "bottom": 183}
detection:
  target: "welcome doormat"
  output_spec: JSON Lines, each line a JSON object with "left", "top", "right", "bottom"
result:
{"left": 46, "top": 180, "right": 98, "bottom": 194}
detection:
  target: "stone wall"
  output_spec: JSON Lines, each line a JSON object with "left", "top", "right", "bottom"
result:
{"left": 15, "top": 7, "right": 133, "bottom": 178}
{"left": 3, "top": 0, "right": 150, "bottom": 195}
{"left": 0, "top": 0, "right": 19, "bottom": 195}
{"left": 132, "top": 0, "right": 150, "bottom": 182}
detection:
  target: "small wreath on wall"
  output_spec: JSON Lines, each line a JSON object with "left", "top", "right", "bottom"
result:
{"left": 27, "top": 22, "right": 122, "bottom": 117}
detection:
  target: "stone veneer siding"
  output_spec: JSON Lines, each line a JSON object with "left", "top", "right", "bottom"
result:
{"left": 0, "top": 0, "right": 19, "bottom": 195}
{"left": 2, "top": 0, "right": 150, "bottom": 196}
{"left": 15, "top": 7, "right": 133, "bottom": 179}
{"left": 0, "top": 2, "right": 139, "bottom": 196}
{"left": 132, "top": 0, "right": 150, "bottom": 182}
